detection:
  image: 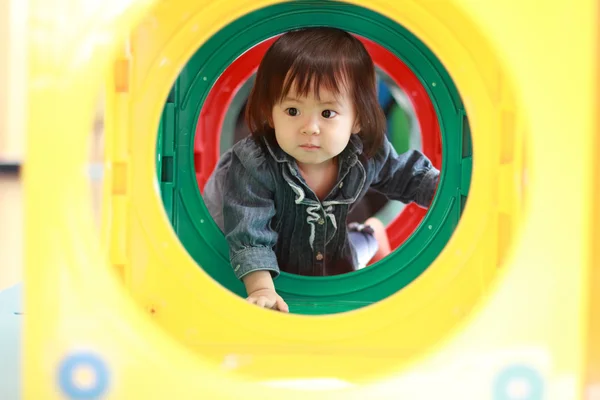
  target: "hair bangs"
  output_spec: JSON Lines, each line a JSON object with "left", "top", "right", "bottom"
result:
{"left": 278, "top": 58, "right": 352, "bottom": 102}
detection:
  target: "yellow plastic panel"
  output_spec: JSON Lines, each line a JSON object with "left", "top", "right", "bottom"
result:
{"left": 584, "top": 3, "right": 600, "bottom": 395}
{"left": 111, "top": 0, "right": 524, "bottom": 384}
{"left": 24, "top": 0, "right": 597, "bottom": 399}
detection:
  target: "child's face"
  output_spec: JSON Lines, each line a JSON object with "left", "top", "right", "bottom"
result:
{"left": 271, "top": 82, "right": 360, "bottom": 168}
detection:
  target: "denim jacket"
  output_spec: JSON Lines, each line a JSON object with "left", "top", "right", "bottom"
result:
{"left": 203, "top": 134, "right": 439, "bottom": 279}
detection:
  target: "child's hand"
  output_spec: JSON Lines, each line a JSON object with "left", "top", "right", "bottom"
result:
{"left": 246, "top": 288, "right": 289, "bottom": 312}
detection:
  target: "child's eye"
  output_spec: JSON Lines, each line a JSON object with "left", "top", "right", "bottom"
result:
{"left": 322, "top": 110, "right": 337, "bottom": 119}
{"left": 285, "top": 108, "right": 299, "bottom": 116}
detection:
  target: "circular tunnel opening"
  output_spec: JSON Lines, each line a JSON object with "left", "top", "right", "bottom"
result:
{"left": 155, "top": 3, "right": 472, "bottom": 315}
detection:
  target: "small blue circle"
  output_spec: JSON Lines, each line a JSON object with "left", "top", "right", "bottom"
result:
{"left": 493, "top": 364, "right": 544, "bottom": 400}
{"left": 58, "top": 352, "right": 110, "bottom": 399}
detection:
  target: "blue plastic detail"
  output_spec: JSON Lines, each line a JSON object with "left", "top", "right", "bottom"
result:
{"left": 493, "top": 364, "right": 544, "bottom": 400}
{"left": 377, "top": 78, "right": 394, "bottom": 139}
{"left": 58, "top": 352, "right": 110, "bottom": 399}
{"left": 377, "top": 78, "right": 392, "bottom": 108}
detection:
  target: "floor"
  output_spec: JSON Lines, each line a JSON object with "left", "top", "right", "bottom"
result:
{"left": 0, "top": 283, "right": 21, "bottom": 400}
{"left": 0, "top": 174, "right": 22, "bottom": 400}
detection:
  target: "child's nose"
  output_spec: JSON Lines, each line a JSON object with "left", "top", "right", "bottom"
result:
{"left": 300, "top": 116, "right": 320, "bottom": 135}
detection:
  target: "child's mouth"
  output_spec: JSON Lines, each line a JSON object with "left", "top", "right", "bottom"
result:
{"left": 300, "top": 144, "right": 320, "bottom": 150}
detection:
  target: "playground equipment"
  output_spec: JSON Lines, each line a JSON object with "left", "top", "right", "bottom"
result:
{"left": 154, "top": 7, "right": 463, "bottom": 314}
{"left": 23, "top": 0, "right": 599, "bottom": 399}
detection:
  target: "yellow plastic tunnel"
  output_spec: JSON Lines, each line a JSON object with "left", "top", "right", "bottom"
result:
{"left": 23, "top": 0, "right": 600, "bottom": 399}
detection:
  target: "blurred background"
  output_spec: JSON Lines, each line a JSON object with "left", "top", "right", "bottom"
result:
{"left": 0, "top": 0, "right": 25, "bottom": 291}
{"left": 1, "top": 1, "right": 105, "bottom": 291}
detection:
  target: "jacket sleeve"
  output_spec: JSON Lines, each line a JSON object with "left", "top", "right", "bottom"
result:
{"left": 222, "top": 142, "right": 280, "bottom": 280}
{"left": 369, "top": 137, "right": 440, "bottom": 208}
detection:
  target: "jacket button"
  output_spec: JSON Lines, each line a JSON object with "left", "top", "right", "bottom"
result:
{"left": 318, "top": 218, "right": 325, "bottom": 225}
{"left": 338, "top": 182, "right": 344, "bottom": 188}
{"left": 316, "top": 252, "right": 324, "bottom": 261}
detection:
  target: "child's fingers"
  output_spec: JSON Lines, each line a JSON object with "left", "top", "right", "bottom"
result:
{"left": 255, "top": 296, "right": 269, "bottom": 308}
{"left": 246, "top": 297, "right": 256, "bottom": 308}
{"left": 247, "top": 294, "right": 282, "bottom": 310}
{"left": 255, "top": 296, "right": 277, "bottom": 309}
{"left": 276, "top": 297, "right": 289, "bottom": 313}
{"left": 246, "top": 295, "right": 261, "bottom": 306}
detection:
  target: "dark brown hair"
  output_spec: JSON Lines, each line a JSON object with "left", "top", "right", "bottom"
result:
{"left": 245, "top": 27, "right": 386, "bottom": 158}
